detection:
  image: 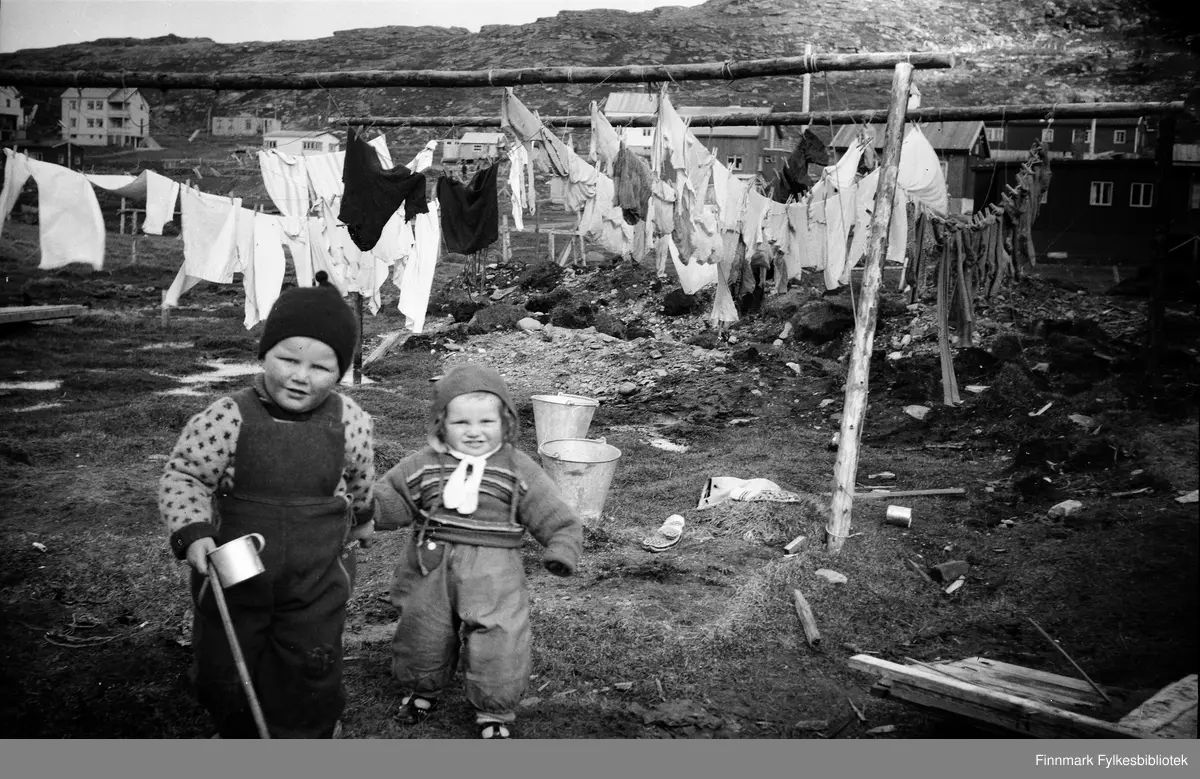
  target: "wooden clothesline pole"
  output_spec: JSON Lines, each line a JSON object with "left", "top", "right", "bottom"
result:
{"left": 328, "top": 101, "right": 1186, "bottom": 129}
{"left": 826, "top": 61, "right": 914, "bottom": 553}
{"left": 0, "top": 52, "right": 955, "bottom": 90}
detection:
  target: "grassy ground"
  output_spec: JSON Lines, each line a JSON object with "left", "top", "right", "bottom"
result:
{"left": 0, "top": 221, "right": 1196, "bottom": 739}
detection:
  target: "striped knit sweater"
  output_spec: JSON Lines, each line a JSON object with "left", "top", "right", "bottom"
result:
{"left": 158, "top": 377, "right": 377, "bottom": 559}
{"left": 374, "top": 444, "right": 582, "bottom": 574}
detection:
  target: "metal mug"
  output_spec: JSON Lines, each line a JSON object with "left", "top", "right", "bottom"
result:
{"left": 207, "top": 533, "right": 267, "bottom": 588}
{"left": 885, "top": 505, "right": 913, "bottom": 528}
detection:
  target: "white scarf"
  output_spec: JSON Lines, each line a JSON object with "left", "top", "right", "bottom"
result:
{"left": 442, "top": 446, "right": 501, "bottom": 515}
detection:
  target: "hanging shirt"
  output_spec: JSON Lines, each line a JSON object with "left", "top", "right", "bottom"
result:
{"left": 257, "top": 148, "right": 310, "bottom": 238}
{"left": 338, "top": 127, "right": 428, "bottom": 251}
{"left": 436, "top": 164, "right": 499, "bottom": 254}
{"left": 0, "top": 149, "right": 105, "bottom": 270}
{"left": 179, "top": 186, "right": 243, "bottom": 283}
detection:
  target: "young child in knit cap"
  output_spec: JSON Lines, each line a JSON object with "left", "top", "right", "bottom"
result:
{"left": 158, "top": 271, "right": 378, "bottom": 739}
{"left": 375, "top": 363, "right": 583, "bottom": 739}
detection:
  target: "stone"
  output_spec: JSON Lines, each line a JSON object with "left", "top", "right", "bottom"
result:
{"left": 617, "top": 382, "right": 638, "bottom": 396}
{"left": 904, "top": 405, "right": 931, "bottom": 420}
{"left": 1047, "top": 499, "right": 1084, "bottom": 518}
{"left": 517, "top": 317, "right": 544, "bottom": 332}
{"left": 814, "top": 569, "right": 847, "bottom": 584}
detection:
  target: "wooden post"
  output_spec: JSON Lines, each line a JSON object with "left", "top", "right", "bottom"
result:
{"left": 119, "top": 196, "right": 127, "bottom": 235}
{"left": 547, "top": 231, "right": 556, "bottom": 265}
{"left": 353, "top": 292, "right": 363, "bottom": 386}
{"left": 826, "top": 62, "right": 913, "bottom": 553}
{"left": 1148, "top": 114, "right": 1175, "bottom": 390}
{"left": 500, "top": 213, "right": 511, "bottom": 262}
{"left": 801, "top": 43, "right": 812, "bottom": 131}
{"left": 160, "top": 290, "right": 170, "bottom": 327}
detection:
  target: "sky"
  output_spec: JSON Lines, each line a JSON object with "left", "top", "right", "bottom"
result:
{"left": 0, "top": 0, "right": 707, "bottom": 54}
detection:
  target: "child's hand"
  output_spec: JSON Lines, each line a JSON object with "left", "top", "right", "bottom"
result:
{"left": 186, "top": 538, "right": 217, "bottom": 574}
{"left": 544, "top": 559, "right": 571, "bottom": 577}
{"left": 350, "top": 519, "right": 375, "bottom": 548}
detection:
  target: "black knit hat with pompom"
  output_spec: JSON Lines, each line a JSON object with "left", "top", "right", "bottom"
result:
{"left": 258, "top": 271, "right": 358, "bottom": 377}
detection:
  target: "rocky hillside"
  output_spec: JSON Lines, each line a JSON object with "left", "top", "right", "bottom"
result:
{"left": 1, "top": 0, "right": 1196, "bottom": 149}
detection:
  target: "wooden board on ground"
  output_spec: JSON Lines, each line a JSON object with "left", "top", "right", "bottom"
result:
{"left": 848, "top": 654, "right": 1146, "bottom": 739}
{"left": 1117, "top": 674, "right": 1198, "bottom": 739}
{"left": 0, "top": 305, "right": 88, "bottom": 325}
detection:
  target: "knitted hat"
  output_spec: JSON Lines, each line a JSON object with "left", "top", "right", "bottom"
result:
{"left": 428, "top": 363, "right": 518, "bottom": 449}
{"left": 258, "top": 271, "right": 358, "bottom": 376}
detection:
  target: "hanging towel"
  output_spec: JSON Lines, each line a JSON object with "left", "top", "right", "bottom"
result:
{"left": 436, "top": 164, "right": 499, "bottom": 254}
{"left": 338, "top": 127, "right": 428, "bottom": 251}
{"left": 258, "top": 148, "right": 310, "bottom": 237}
{"left": 1, "top": 149, "right": 105, "bottom": 270}
{"left": 179, "top": 186, "right": 243, "bottom": 283}
{"left": 395, "top": 201, "right": 442, "bottom": 333}
{"left": 507, "top": 144, "right": 529, "bottom": 231}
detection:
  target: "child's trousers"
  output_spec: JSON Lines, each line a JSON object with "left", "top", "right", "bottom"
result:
{"left": 390, "top": 540, "right": 531, "bottom": 724}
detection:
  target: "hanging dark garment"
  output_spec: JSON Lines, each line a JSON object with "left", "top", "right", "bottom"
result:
{"left": 338, "top": 127, "right": 429, "bottom": 252}
{"left": 772, "top": 129, "right": 830, "bottom": 203}
{"left": 436, "top": 164, "right": 500, "bottom": 255}
{"left": 612, "top": 146, "right": 654, "bottom": 225}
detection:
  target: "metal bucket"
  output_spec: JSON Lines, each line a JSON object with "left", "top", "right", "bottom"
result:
{"left": 531, "top": 393, "right": 599, "bottom": 448}
{"left": 537, "top": 438, "right": 621, "bottom": 522}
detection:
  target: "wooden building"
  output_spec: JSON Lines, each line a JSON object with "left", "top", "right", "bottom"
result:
{"left": 59, "top": 87, "right": 150, "bottom": 147}
{"left": 262, "top": 129, "right": 340, "bottom": 155}
{"left": 832, "top": 120, "right": 989, "bottom": 214}
{"left": 985, "top": 117, "right": 1154, "bottom": 162}
{"left": 441, "top": 131, "right": 507, "bottom": 164}
{"left": 0, "top": 86, "right": 27, "bottom": 142}
{"left": 211, "top": 115, "right": 282, "bottom": 137}
{"left": 677, "top": 105, "right": 780, "bottom": 182}
{"left": 974, "top": 154, "right": 1200, "bottom": 264}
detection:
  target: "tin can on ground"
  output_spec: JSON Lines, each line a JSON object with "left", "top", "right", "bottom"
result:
{"left": 884, "top": 505, "right": 913, "bottom": 528}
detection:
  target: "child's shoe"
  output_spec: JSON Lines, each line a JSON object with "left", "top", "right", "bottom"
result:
{"left": 478, "top": 721, "right": 513, "bottom": 739}
{"left": 394, "top": 695, "right": 439, "bottom": 725}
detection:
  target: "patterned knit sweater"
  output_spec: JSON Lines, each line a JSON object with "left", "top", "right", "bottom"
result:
{"left": 375, "top": 444, "right": 582, "bottom": 575}
{"left": 158, "top": 377, "right": 376, "bottom": 559}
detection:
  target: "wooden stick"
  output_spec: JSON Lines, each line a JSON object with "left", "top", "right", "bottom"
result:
{"left": 0, "top": 53, "right": 955, "bottom": 90}
{"left": 329, "top": 101, "right": 1186, "bottom": 128}
{"left": 207, "top": 568, "right": 271, "bottom": 739}
{"left": 1026, "top": 617, "right": 1113, "bottom": 706}
{"left": 861, "top": 488, "right": 966, "bottom": 499}
{"left": 847, "top": 696, "right": 867, "bottom": 722}
{"left": 791, "top": 589, "right": 822, "bottom": 648}
{"left": 826, "top": 62, "right": 913, "bottom": 553}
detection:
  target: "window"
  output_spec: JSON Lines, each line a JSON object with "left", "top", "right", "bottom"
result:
{"left": 939, "top": 160, "right": 949, "bottom": 180}
{"left": 86, "top": 118, "right": 97, "bottom": 128}
{"left": 985, "top": 127, "right": 1004, "bottom": 143}
{"left": 327, "top": 143, "right": 337, "bottom": 152}
{"left": 244, "top": 119, "right": 253, "bottom": 130}
{"left": 1041, "top": 128, "right": 1055, "bottom": 142}
{"left": 1089, "top": 181, "right": 1113, "bottom": 206}
{"left": 68, "top": 100, "right": 78, "bottom": 110}
{"left": 110, "top": 118, "right": 123, "bottom": 128}
{"left": 302, "top": 140, "right": 321, "bottom": 150}
{"left": 472, "top": 145, "right": 483, "bottom": 152}
{"left": 1130, "top": 183, "right": 1153, "bottom": 208}
{"left": 1073, "top": 128, "right": 1091, "bottom": 143}
{"left": 69, "top": 118, "right": 77, "bottom": 127}
{"left": 265, "top": 140, "right": 277, "bottom": 149}
{"left": 1191, "top": 182, "right": 1200, "bottom": 210}
{"left": 727, "top": 155, "right": 743, "bottom": 171}
{"left": 1113, "top": 130, "right": 1127, "bottom": 144}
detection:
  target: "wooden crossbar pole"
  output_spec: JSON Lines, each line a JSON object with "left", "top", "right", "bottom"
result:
{"left": 328, "top": 101, "right": 1186, "bottom": 128}
{"left": 826, "top": 62, "right": 913, "bottom": 553}
{"left": 0, "top": 53, "right": 954, "bottom": 90}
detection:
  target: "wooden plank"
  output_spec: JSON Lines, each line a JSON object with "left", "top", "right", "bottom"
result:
{"left": 932, "top": 657, "right": 1117, "bottom": 713}
{"left": 1117, "top": 674, "right": 1198, "bottom": 739}
{"left": 851, "top": 488, "right": 967, "bottom": 500}
{"left": 848, "top": 654, "right": 1143, "bottom": 739}
{"left": 361, "top": 331, "right": 411, "bottom": 369}
{"left": 0, "top": 305, "right": 87, "bottom": 324}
